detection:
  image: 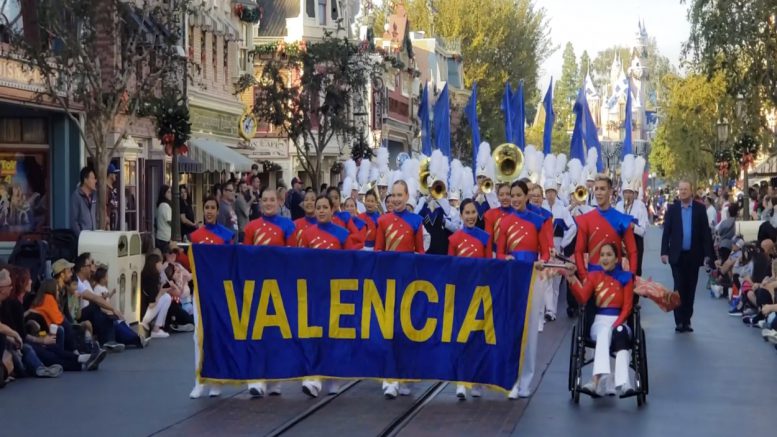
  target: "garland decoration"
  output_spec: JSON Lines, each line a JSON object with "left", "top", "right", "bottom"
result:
{"left": 151, "top": 91, "right": 192, "bottom": 156}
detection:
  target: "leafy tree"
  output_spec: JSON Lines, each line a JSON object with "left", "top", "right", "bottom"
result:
{"left": 554, "top": 42, "right": 578, "bottom": 132}
{"left": 526, "top": 104, "right": 570, "bottom": 155}
{"left": 5, "top": 0, "right": 191, "bottom": 229}
{"left": 246, "top": 34, "right": 381, "bottom": 189}
{"left": 579, "top": 50, "right": 591, "bottom": 80}
{"left": 402, "top": 0, "right": 553, "bottom": 143}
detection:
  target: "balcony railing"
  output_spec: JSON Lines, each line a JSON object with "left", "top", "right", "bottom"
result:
{"left": 435, "top": 36, "right": 461, "bottom": 54}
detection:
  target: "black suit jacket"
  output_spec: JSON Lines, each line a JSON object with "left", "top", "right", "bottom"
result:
{"left": 661, "top": 200, "right": 714, "bottom": 266}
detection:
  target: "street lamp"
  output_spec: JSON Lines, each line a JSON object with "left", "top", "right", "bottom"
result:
{"left": 735, "top": 94, "right": 752, "bottom": 220}
{"left": 716, "top": 116, "right": 730, "bottom": 189}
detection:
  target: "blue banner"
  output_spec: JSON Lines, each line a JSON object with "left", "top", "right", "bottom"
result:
{"left": 419, "top": 83, "right": 432, "bottom": 156}
{"left": 191, "top": 245, "right": 534, "bottom": 392}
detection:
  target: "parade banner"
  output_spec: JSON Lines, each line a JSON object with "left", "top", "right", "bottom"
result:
{"left": 191, "top": 245, "right": 535, "bottom": 392}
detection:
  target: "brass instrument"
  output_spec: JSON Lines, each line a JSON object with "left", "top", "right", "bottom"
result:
{"left": 479, "top": 178, "right": 494, "bottom": 194}
{"left": 492, "top": 143, "right": 524, "bottom": 183}
{"left": 419, "top": 157, "right": 431, "bottom": 196}
{"left": 573, "top": 185, "right": 588, "bottom": 203}
{"left": 430, "top": 180, "right": 447, "bottom": 200}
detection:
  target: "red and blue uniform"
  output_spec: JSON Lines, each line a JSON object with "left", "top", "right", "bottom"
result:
{"left": 358, "top": 210, "right": 381, "bottom": 249}
{"left": 375, "top": 210, "right": 425, "bottom": 254}
{"left": 333, "top": 210, "right": 366, "bottom": 250}
{"left": 293, "top": 216, "right": 317, "bottom": 247}
{"left": 484, "top": 206, "right": 513, "bottom": 252}
{"left": 496, "top": 209, "right": 551, "bottom": 262}
{"left": 568, "top": 267, "right": 634, "bottom": 327}
{"left": 299, "top": 222, "right": 359, "bottom": 250}
{"left": 574, "top": 207, "right": 638, "bottom": 279}
{"left": 190, "top": 223, "right": 235, "bottom": 245}
{"left": 243, "top": 214, "right": 295, "bottom": 246}
{"left": 528, "top": 203, "right": 555, "bottom": 253}
{"left": 448, "top": 226, "right": 492, "bottom": 258}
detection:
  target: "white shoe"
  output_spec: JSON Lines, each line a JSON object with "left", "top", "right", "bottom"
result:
{"left": 470, "top": 385, "right": 482, "bottom": 398}
{"left": 581, "top": 380, "right": 598, "bottom": 396}
{"left": 327, "top": 381, "right": 341, "bottom": 395}
{"left": 599, "top": 375, "right": 615, "bottom": 397}
{"left": 150, "top": 330, "right": 169, "bottom": 339}
{"left": 209, "top": 386, "right": 221, "bottom": 397}
{"left": 302, "top": 380, "right": 320, "bottom": 398}
{"left": 617, "top": 382, "right": 635, "bottom": 397}
{"left": 508, "top": 386, "right": 520, "bottom": 400}
{"left": 190, "top": 383, "right": 206, "bottom": 399}
{"left": 398, "top": 384, "right": 411, "bottom": 396}
{"left": 456, "top": 384, "right": 467, "bottom": 400}
{"left": 268, "top": 382, "right": 282, "bottom": 396}
{"left": 248, "top": 382, "right": 266, "bottom": 398}
{"left": 384, "top": 384, "right": 398, "bottom": 399}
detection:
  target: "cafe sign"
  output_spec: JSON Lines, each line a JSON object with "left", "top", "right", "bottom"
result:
{"left": 250, "top": 138, "right": 289, "bottom": 159}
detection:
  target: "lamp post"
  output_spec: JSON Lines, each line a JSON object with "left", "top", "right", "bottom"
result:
{"left": 716, "top": 116, "right": 729, "bottom": 191}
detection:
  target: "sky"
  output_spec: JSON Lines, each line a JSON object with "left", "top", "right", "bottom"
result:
{"left": 536, "top": 0, "right": 691, "bottom": 91}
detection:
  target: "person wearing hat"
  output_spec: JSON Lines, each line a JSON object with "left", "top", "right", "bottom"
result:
{"left": 106, "top": 162, "right": 120, "bottom": 230}
{"left": 542, "top": 179, "right": 577, "bottom": 322}
{"left": 616, "top": 183, "right": 649, "bottom": 277}
{"left": 288, "top": 177, "right": 306, "bottom": 220}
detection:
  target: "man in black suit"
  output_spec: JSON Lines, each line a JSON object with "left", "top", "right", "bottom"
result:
{"left": 661, "top": 180, "right": 714, "bottom": 332}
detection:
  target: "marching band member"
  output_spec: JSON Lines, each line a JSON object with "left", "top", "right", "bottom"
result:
{"left": 416, "top": 152, "right": 456, "bottom": 254}
{"left": 357, "top": 189, "right": 382, "bottom": 251}
{"left": 563, "top": 242, "right": 635, "bottom": 397}
{"left": 616, "top": 155, "right": 649, "bottom": 276}
{"left": 189, "top": 196, "right": 234, "bottom": 399}
{"left": 327, "top": 187, "right": 367, "bottom": 250}
{"left": 496, "top": 180, "right": 551, "bottom": 399}
{"left": 376, "top": 180, "right": 425, "bottom": 399}
{"left": 242, "top": 187, "right": 296, "bottom": 398}
{"left": 344, "top": 197, "right": 359, "bottom": 216}
{"left": 528, "top": 183, "right": 554, "bottom": 333}
{"left": 483, "top": 183, "right": 514, "bottom": 256}
{"left": 449, "top": 198, "right": 492, "bottom": 400}
{"left": 299, "top": 195, "right": 360, "bottom": 398}
{"left": 474, "top": 142, "right": 499, "bottom": 228}
{"left": 292, "top": 190, "right": 317, "bottom": 247}
{"left": 574, "top": 174, "right": 638, "bottom": 280}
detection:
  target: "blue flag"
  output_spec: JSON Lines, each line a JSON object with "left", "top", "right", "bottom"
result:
{"left": 542, "top": 78, "right": 554, "bottom": 155}
{"left": 190, "top": 245, "right": 534, "bottom": 392}
{"left": 464, "top": 82, "right": 481, "bottom": 172}
{"left": 501, "top": 83, "right": 514, "bottom": 144}
{"left": 569, "top": 89, "right": 586, "bottom": 163}
{"left": 433, "top": 84, "right": 451, "bottom": 157}
{"left": 512, "top": 81, "right": 526, "bottom": 150}
{"left": 622, "top": 82, "right": 633, "bottom": 158}
{"left": 419, "top": 83, "right": 432, "bottom": 156}
{"left": 582, "top": 96, "right": 604, "bottom": 171}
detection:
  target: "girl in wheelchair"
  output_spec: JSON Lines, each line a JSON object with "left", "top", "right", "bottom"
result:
{"left": 563, "top": 243, "right": 635, "bottom": 398}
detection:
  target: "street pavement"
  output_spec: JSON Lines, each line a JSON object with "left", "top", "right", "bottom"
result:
{"left": 1, "top": 227, "right": 775, "bottom": 436}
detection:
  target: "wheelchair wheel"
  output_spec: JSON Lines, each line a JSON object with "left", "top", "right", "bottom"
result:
{"left": 568, "top": 325, "right": 577, "bottom": 392}
{"left": 640, "top": 328, "right": 649, "bottom": 395}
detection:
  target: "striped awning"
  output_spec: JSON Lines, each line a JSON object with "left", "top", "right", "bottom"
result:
{"left": 177, "top": 154, "right": 204, "bottom": 174}
{"left": 188, "top": 138, "right": 255, "bottom": 173}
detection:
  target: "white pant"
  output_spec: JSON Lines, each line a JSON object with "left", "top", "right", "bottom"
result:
{"left": 517, "top": 276, "right": 545, "bottom": 394}
{"left": 544, "top": 273, "right": 561, "bottom": 318}
{"left": 590, "top": 314, "right": 630, "bottom": 388}
{"left": 142, "top": 293, "right": 172, "bottom": 329}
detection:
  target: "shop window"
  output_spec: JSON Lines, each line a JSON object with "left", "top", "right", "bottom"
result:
{"left": 0, "top": 118, "right": 48, "bottom": 144}
{"left": 124, "top": 159, "right": 138, "bottom": 231}
{"left": 318, "top": 0, "right": 326, "bottom": 25}
{"left": 0, "top": 148, "right": 49, "bottom": 242}
{"left": 331, "top": 0, "right": 338, "bottom": 21}
{"left": 305, "top": 0, "right": 315, "bottom": 19}
{"left": 200, "top": 33, "right": 207, "bottom": 78}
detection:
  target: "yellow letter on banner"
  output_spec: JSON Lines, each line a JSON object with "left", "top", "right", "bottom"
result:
{"left": 361, "top": 279, "right": 396, "bottom": 339}
{"left": 297, "top": 279, "right": 323, "bottom": 338}
{"left": 400, "top": 280, "right": 438, "bottom": 342}
{"left": 441, "top": 284, "right": 455, "bottom": 343}
{"left": 224, "top": 280, "right": 255, "bottom": 340}
{"left": 457, "top": 286, "right": 496, "bottom": 345}
{"left": 330, "top": 279, "right": 357, "bottom": 339}
{"left": 251, "top": 280, "right": 292, "bottom": 340}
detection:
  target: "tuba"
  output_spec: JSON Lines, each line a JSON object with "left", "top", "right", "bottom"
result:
{"left": 573, "top": 185, "right": 588, "bottom": 203}
{"left": 419, "top": 157, "right": 431, "bottom": 196}
{"left": 492, "top": 143, "right": 524, "bottom": 183}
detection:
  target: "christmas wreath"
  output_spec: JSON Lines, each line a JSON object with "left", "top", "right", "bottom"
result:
{"left": 151, "top": 92, "right": 192, "bottom": 156}
{"left": 234, "top": 4, "right": 262, "bottom": 23}
{"left": 330, "top": 161, "right": 343, "bottom": 174}
{"left": 260, "top": 160, "right": 282, "bottom": 172}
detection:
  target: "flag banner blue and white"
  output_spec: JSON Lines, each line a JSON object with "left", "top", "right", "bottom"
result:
{"left": 191, "top": 245, "right": 535, "bottom": 392}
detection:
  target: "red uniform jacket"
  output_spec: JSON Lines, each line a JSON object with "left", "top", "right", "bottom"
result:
{"left": 375, "top": 210, "right": 425, "bottom": 254}
{"left": 292, "top": 216, "right": 317, "bottom": 247}
{"left": 528, "top": 203, "right": 555, "bottom": 253}
{"left": 496, "top": 209, "right": 551, "bottom": 262}
{"left": 574, "top": 207, "right": 638, "bottom": 279}
{"left": 299, "top": 222, "right": 358, "bottom": 250}
{"left": 448, "top": 226, "right": 492, "bottom": 258}
{"left": 483, "top": 206, "right": 513, "bottom": 250}
{"left": 333, "top": 211, "right": 366, "bottom": 250}
{"left": 568, "top": 268, "right": 634, "bottom": 327}
{"left": 189, "top": 223, "right": 235, "bottom": 245}
{"left": 358, "top": 211, "right": 381, "bottom": 249}
{"left": 243, "top": 214, "right": 295, "bottom": 246}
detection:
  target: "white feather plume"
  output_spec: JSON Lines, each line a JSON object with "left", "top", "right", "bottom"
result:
{"left": 389, "top": 169, "right": 403, "bottom": 187}
{"left": 357, "top": 160, "right": 371, "bottom": 186}
{"left": 525, "top": 145, "right": 543, "bottom": 183}
{"left": 401, "top": 157, "right": 420, "bottom": 186}
{"left": 555, "top": 153, "right": 567, "bottom": 176}
{"left": 449, "top": 159, "right": 464, "bottom": 194}
{"left": 621, "top": 154, "right": 635, "bottom": 184}
{"left": 633, "top": 156, "right": 646, "bottom": 188}
{"left": 568, "top": 158, "right": 583, "bottom": 185}
{"left": 429, "top": 149, "right": 450, "bottom": 184}
{"left": 586, "top": 147, "right": 598, "bottom": 171}
{"left": 476, "top": 142, "right": 495, "bottom": 180}
{"left": 341, "top": 177, "right": 353, "bottom": 201}
{"left": 461, "top": 166, "right": 475, "bottom": 199}
{"left": 373, "top": 147, "right": 389, "bottom": 170}
{"left": 344, "top": 159, "right": 358, "bottom": 181}
{"left": 369, "top": 166, "right": 380, "bottom": 184}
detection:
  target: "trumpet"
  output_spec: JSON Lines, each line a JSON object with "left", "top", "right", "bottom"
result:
{"left": 573, "top": 185, "right": 588, "bottom": 203}
{"left": 493, "top": 143, "right": 524, "bottom": 183}
{"left": 430, "top": 180, "right": 447, "bottom": 200}
{"left": 479, "top": 178, "right": 494, "bottom": 194}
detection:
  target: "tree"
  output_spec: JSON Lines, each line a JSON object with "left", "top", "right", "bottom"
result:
{"left": 553, "top": 42, "right": 578, "bottom": 133}
{"left": 246, "top": 34, "right": 381, "bottom": 189}
{"left": 5, "top": 0, "right": 191, "bottom": 230}
{"left": 526, "top": 104, "right": 570, "bottom": 154}
{"left": 649, "top": 72, "right": 729, "bottom": 182}
{"left": 579, "top": 50, "right": 591, "bottom": 80}
{"left": 401, "top": 0, "right": 553, "bottom": 143}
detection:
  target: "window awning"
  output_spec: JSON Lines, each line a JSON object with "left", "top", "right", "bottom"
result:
{"left": 177, "top": 154, "right": 204, "bottom": 174}
{"left": 188, "top": 138, "right": 255, "bottom": 173}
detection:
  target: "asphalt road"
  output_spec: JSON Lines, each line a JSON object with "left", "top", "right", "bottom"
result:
{"left": 1, "top": 227, "right": 774, "bottom": 437}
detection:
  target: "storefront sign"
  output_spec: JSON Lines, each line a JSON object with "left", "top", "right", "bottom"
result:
{"left": 190, "top": 106, "right": 240, "bottom": 138}
{"left": 0, "top": 58, "right": 46, "bottom": 91}
{"left": 250, "top": 138, "right": 289, "bottom": 159}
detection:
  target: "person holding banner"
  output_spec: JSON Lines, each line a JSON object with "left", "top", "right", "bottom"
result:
{"left": 189, "top": 196, "right": 234, "bottom": 399}
{"left": 496, "top": 180, "right": 551, "bottom": 399}
{"left": 298, "top": 195, "right": 361, "bottom": 397}
{"left": 483, "top": 184, "right": 514, "bottom": 257}
{"left": 243, "top": 187, "right": 295, "bottom": 398}
{"left": 357, "top": 190, "right": 381, "bottom": 251}
{"left": 563, "top": 242, "right": 635, "bottom": 398}
{"left": 326, "top": 187, "right": 366, "bottom": 250}
{"left": 292, "top": 190, "right": 317, "bottom": 247}
{"left": 449, "top": 198, "right": 492, "bottom": 400}
{"left": 376, "top": 180, "right": 425, "bottom": 399}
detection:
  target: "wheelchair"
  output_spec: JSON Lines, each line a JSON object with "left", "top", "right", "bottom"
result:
{"left": 567, "top": 300, "right": 649, "bottom": 406}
